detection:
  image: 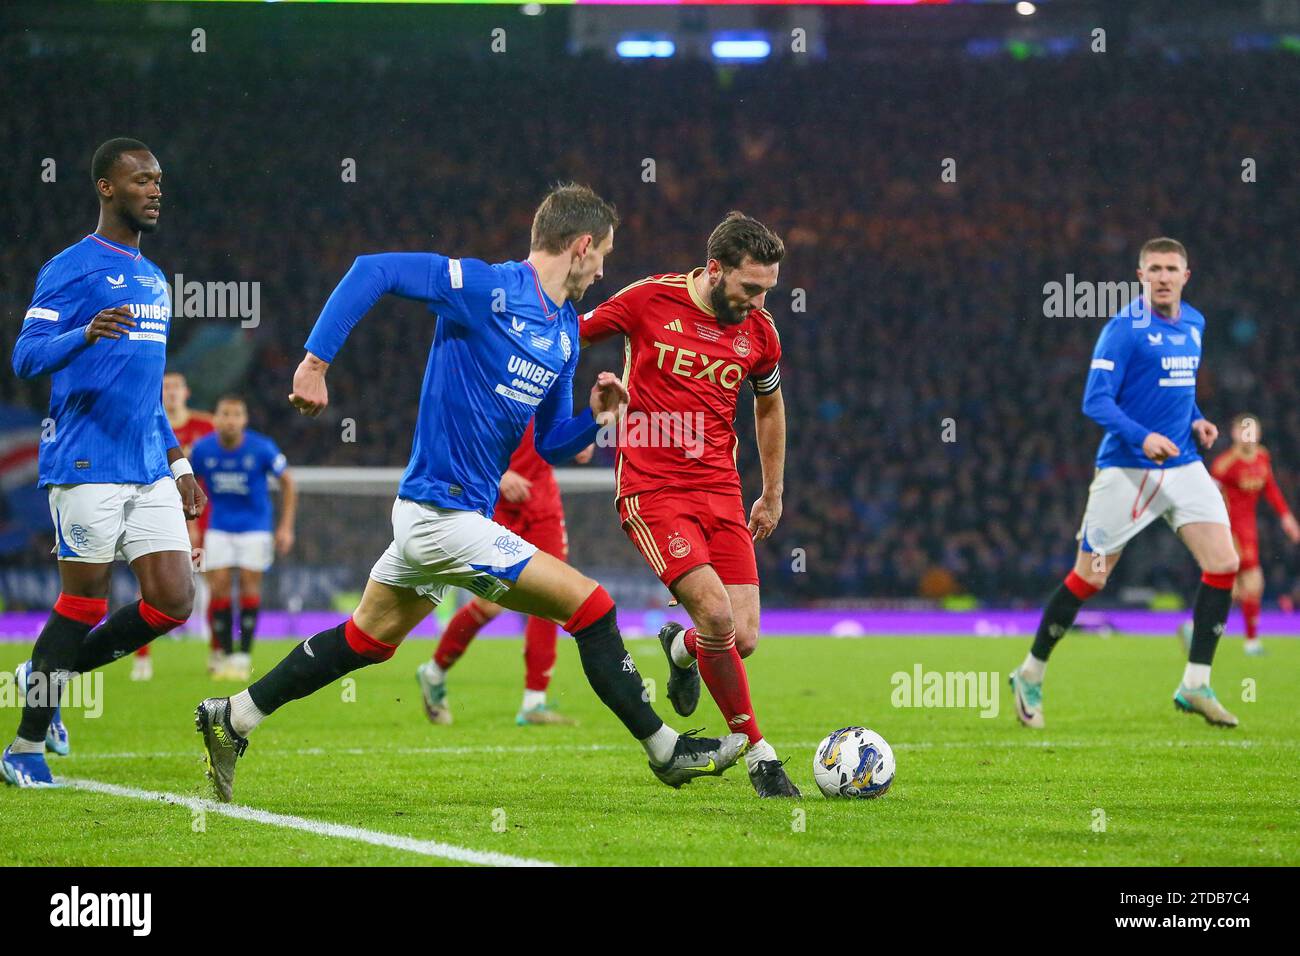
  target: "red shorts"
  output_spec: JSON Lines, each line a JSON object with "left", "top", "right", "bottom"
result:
{"left": 1232, "top": 528, "right": 1259, "bottom": 571}
{"left": 618, "top": 488, "right": 758, "bottom": 588}
{"left": 494, "top": 502, "right": 568, "bottom": 561}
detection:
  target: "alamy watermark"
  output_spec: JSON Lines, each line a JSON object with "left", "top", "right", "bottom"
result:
{"left": 1043, "top": 276, "right": 1152, "bottom": 326}
{"left": 0, "top": 669, "right": 104, "bottom": 719}
{"left": 596, "top": 410, "right": 705, "bottom": 459}
{"left": 891, "top": 665, "right": 999, "bottom": 718}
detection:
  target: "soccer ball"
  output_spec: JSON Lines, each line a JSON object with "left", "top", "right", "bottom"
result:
{"left": 812, "top": 726, "right": 895, "bottom": 799}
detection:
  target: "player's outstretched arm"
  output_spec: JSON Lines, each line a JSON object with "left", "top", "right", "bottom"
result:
{"left": 533, "top": 370, "right": 625, "bottom": 465}
{"left": 291, "top": 253, "right": 444, "bottom": 415}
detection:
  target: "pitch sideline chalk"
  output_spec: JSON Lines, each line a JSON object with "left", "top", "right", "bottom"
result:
{"left": 62, "top": 777, "right": 556, "bottom": 868}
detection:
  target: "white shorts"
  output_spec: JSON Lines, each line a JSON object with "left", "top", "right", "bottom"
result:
{"left": 48, "top": 479, "right": 192, "bottom": 564}
{"left": 203, "top": 529, "right": 274, "bottom": 572}
{"left": 368, "top": 498, "right": 538, "bottom": 606}
{"left": 1077, "top": 461, "right": 1229, "bottom": 555}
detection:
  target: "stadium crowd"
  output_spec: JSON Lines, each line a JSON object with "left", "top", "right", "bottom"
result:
{"left": 4, "top": 44, "right": 1299, "bottom": 607}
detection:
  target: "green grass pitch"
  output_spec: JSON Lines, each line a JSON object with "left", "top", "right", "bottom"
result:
{"left": 1, "top": 633, "right": 1296, "bottom": 866}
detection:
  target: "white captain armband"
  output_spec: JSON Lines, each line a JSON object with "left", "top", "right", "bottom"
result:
{"left": 751, "top": 366, "right": 781, "bottom": 395}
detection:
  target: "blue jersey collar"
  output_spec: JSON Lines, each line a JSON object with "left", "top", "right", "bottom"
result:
{"left": 524, "top": 260, "right": 563, "bottom": 321}
{"left": 88, "top": 233, "right": 143, "bottom": 261}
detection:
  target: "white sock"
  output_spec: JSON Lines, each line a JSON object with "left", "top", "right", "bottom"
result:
{"left": 9, "top": 736, "right": 44, "bottom": 755}
{"left": 641, "top": 723, "right": 678, "bottom": 765}
{"left": 521, "top": 689, "right": 546, "bottom": 711}
{"left": 424, "top": 659, "right": 446, "bottom": 684}
{"left": 1019, "top": 653, "right": 1046, "bottom": 684}
{"left": 670, "top": 630, "right": 694, "bottom": 668}
{"left": 228, "top": 690, "right": 266, "bottom": 736}
{"left": 1182, "top": 662, "right": 1211, "bottom": 689}
{"left": 744, "top": 738, "right": 777, "bottom": 772}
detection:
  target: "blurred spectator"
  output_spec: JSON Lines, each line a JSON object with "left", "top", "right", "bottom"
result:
{"left": 3, "top": 46, "right": 1298, "bottom": 607}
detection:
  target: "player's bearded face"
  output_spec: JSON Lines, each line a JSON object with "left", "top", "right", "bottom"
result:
{"left": 710, "top": 274, "right": 748, "bottom": 326}
{"left": 109, "top": 152, "right": 163, "bottom": 234}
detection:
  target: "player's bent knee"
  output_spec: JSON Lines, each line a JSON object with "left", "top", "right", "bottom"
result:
{"left": 699, "top": 610, "right": 736, "bottom": 639}
{"left": 143, "top": 581, "right": 194, "bottom": 625}
{"left": 735, "top": 629, "right": 759, "bottom": 658}
{"left": 1210, "top": 556, "right": 1241, "bottom": 577}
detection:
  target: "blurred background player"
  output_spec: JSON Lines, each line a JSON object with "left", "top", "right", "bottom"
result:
{"left": 1180, "top": 414, "right": 1300, "bottom": 656}
{"left": 191, "top": 395, "right": 296, "bottom": 681}
{"left": 1010, "top": 238, "right": 1241, "bottom": 729}
{"left": 580, "top": 212, "right": 797, "bottom": 798}
{"left": 131, "top": 370, "right": 215, "bottom": 680}
{"left": 3, "top": 138, "right": 202, "bottom": 788}
{"left": 417, "top": 424, "right": 593, "bottom": 726}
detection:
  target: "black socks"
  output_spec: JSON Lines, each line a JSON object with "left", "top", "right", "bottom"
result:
{"left": 571, "top": 608, "right": 663, "bottom": 740}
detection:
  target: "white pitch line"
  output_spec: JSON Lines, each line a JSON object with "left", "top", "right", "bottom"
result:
{"left": 62, "top": 777, "right": 555, "bottom": 868}
{"left": 61, "top": 736, "right": 1284, "bottom": 762}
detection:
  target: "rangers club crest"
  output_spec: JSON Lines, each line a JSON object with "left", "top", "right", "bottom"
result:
{"left": 732, "top": 332, "right": 752, "bottom": 358}
{"left": 668, "top": 533, "right": 691, "bottom": 559}
{"left": 559, "top": 330, "right": 572, "bottom": 361}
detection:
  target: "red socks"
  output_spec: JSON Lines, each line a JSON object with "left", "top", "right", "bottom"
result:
{"left": 564, "top": 586, "right": 614, "bottom": 634}
{"left": 435, "top": 602, "right": 490, "bottom": 670}
{"left": 344, "top": 617, "right": 396, "bottom": 662}
{"left": 436, "top": 602, "right": 558, "bottom": 692}
{"left": 53, "top": 593, "right": 107, "bottom": 626}
{"left": 1240, "top": 595, "right": 1261, "bottom": 640}
{"left": 690, "top": 627, "right": 763, "bottom": 745}
{"left": 1063, "top": 570, "right": 1099, "bottom": 602}
{"left": 138, "top": 599, "right": 186, "bottom": 634}
{"left": 523, "top": 616, "right": 558, "bottom": 692}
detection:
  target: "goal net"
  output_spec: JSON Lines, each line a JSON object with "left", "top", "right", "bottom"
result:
{"left": 276, "top": 466, "right": 670, "bottom": 614}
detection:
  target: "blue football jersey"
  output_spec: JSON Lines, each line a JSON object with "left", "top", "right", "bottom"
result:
{"left": 13, "top": 234, "right": 177, "bottom": 486}
{"left": 191, "top": 430, "right": 287, "bottom": 533}
{"left": 305, "top": 253, "right": 594, "bottom": 517}
{"left": 1083, "top": 298, "right": 1207, "bottom": 469}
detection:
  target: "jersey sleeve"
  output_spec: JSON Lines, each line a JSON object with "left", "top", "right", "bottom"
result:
{"left": 1262, "top": 454, "right": 1292, "bottom": 517}
{"left": 1081, "top": 319, "right": 1150, "bottom": 447}
{"left": 304, "top": 252, "right": 496, "bottom": 363}
{"left": 264, "top": 437, "right": 288, "bottom": 477}
{"left": 158, "top": 402, "right": 179, "bottom": 453}
{"left": 533, "top": 348, "right": 599, "bottom": 465}
{"left": 579, "top": 283, "right": 638, "bottom": 345}
{"left": 751, "top": 316, "right": 782, "bottom": 395}
{"left": 12, "top": 259, "right": 94, "bottom": 379}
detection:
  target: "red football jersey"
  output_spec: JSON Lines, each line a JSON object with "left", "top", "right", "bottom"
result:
{"left": 1211, "top": 446, "right": 1291, "bottom": 534}
{"left": 501, "top": 419, "right": 561, "bottom": 517}
{"left": 581, "top": 270, "right": 781, "bottom": 499}
{"left": 171, "top": 411, "right": 215, "bottom": 456}
{"left": 171, "top": 411, "right": 215, "bottom": 531}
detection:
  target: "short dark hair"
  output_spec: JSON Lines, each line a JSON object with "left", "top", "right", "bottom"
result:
{"left": 530, "top": 183, "right": 619, "bottom": 254}
{"left": 215, "top": 393, "right": 246, "bottom": 410}
{"left": 91, "top": 138, "right": 152, "bottom": 185}
{"left": 1138, "top": 236, "right": 1188, "bottom": 267}
{"left": 706, "top": 211, "right": 785, "bottom": 270}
